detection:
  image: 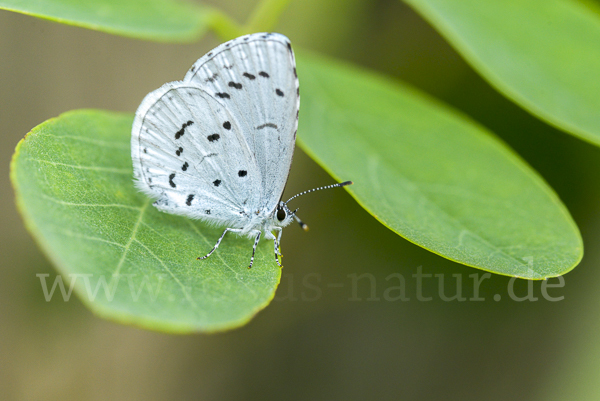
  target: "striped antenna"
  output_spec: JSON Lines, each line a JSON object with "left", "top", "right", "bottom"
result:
{"left": 293, "top": 214, "right": 309, "bottom": 231}
{"left": 285, "top": 181, "right": 353, "bottom": 205}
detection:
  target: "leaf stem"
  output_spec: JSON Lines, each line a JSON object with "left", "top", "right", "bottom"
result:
{"left": 206, "top": 8, "right": 244, "bottom": 41}
{"left": 243, "top": 0, "right": 293, "bottom": 33}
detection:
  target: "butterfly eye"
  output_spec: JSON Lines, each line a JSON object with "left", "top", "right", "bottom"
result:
{"left": 277, "top": 207, "right": 286, "bottom": 222}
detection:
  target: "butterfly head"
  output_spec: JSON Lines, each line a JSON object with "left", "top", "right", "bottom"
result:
{"left": 277, "top": 181, "right": 353, "bottom": 232}
{"left": 274, "top": 201, "right": 304, "bottom": 229}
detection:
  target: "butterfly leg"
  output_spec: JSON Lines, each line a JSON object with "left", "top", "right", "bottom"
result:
{"left": 273, "top": 227, "right": 283, "bottom": 267}
{"left": 264, "top": 229, "right": 282, "bottom": 267}
{"left": 197, "top": 228, "right": 242, "bottom": 261}
{"left": 248, "top": 230, "right": 262, "bottom": 269}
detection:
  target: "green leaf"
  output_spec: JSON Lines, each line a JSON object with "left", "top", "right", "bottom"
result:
{"left": 403, "top": 0, "right": 600, "bottom": 146}
{"left": 296, "top": 51, "right": 583, "bottom": 279}
{"left": 0, "top": 0, "right": 212, "bottom": 42}
{"left": 11, "top": 110, "right": 280, "bottom": 333}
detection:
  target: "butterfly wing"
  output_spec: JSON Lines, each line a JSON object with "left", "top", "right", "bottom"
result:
{"left": 184, "top": 33, "right": 299, "bottom": 213}
{"left": 131, "top": 81, "right": 262, "bottom": 228}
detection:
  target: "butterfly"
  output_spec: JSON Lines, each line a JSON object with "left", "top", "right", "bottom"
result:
{"left": 131, "top": 33, "right": 352, "bottom": 268}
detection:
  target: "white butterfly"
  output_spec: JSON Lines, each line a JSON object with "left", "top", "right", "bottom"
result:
{"left": 131, "top": 33, "right": 352, "bottom": 268}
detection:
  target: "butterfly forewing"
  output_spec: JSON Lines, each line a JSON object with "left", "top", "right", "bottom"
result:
{"left": 132, "top": 82, "right": 262, "bottom": 227}
{"left": 184, "top": 33, "right": 299, "bottom": 213}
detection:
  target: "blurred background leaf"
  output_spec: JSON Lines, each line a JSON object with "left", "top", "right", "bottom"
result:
{"left": 11, "top": 109, "right": 281, "bottom": 333}
{"left": 298, "top": 51, "right": 581, "bottom": 278}
{"left": 403, "top": 0, "right": 600, "bottom": 146}
{"left": 0, "top": 0, "right": 213, "bottom": 42}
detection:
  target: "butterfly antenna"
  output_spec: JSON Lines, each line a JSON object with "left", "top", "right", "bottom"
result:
{"left": 285, "top": 182, "right": 352, "bottom": 231}
{"left": 289, "top": 207, "right": 309, "bottom": 231}
{"left": 285, "top": 181, "right": 353, "bottom": 205}
{"left": 294, "top": 215, "right": 309, "bottom": 231}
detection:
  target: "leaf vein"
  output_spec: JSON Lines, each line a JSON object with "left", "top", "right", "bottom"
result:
{"left": 133, "top": 239, "right": 199, "bottom": 309}
{"left": 50, "top": 227, "right": 126, "bottom": 249}
{"left": 40, "top": 193, "right": 140, "bottom": 210}
{"left": 27, "top": 158, "right": 130, "bottom": 174}
{"left": 114, "top": 201, "right": 149, "bottom": 276}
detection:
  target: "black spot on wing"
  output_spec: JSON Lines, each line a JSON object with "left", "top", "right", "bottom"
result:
{"left": 228, "top": 81, "right": 242, "bottom": 89}
{"left": 175, "top": 121, "right": 193, "bottom": 139}
{"left": 243, "top": 72, "right": 255, "bottom": 80}
{"left": 205, "top": 73, "right": 218, "bottom": 83}
{"left": 287, "top": 42, "right": 292, "bottom": 53}
{"left": 213, "top": 179, "right": 221, "bottom": 187}
{"left": 276, "top": 89, "right": 284, "bottom": 97}
{"left": 259, "top": 71, "right": 269, "bottom": 78}
{"left": 215, "top": 92, "right": 230, "bottom": 99}
{"left": 238, "top": 170, "right": 247, "bottom": 177}
{"left": 182, "top": 162, "right": 189, "bottom": 171}
{"left": 186, "top": 194, "right": 194, "bottom": 206}
{"left": 207, "top": 134, "right": 220, "bottom": 142}
{"left": 223, "top": 121, "right": 231, "bottom": 130}
{"left": 176, "top": 147, "right": 183, "bottom": 156}
{"left": 199, "top": 153, "right": 217, "bottom": 164}
{"left": 205, "top": 210, "right": 211, "bottom": 214}
{"left": 169, "top": 173, "right": 176, "bottom": 188}
{"left": 143, "top": 148, "right": 147, "bottom": 153}
{"left": 154, "top": 199, "right": 168, "bottom": 207}
{"left": 293, "top": 67, "right": 297, "bottom": 78}
{"left": 256, "top": 123, "right": 278, "bottom": 130}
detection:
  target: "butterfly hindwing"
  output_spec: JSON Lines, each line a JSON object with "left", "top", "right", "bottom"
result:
{"left": 132, "top": 82, "right": 262, "bottom": 227}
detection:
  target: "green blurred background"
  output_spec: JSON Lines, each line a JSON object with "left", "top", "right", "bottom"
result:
{"left": 2, "top": 0, "right": 600, "bottom": 399}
